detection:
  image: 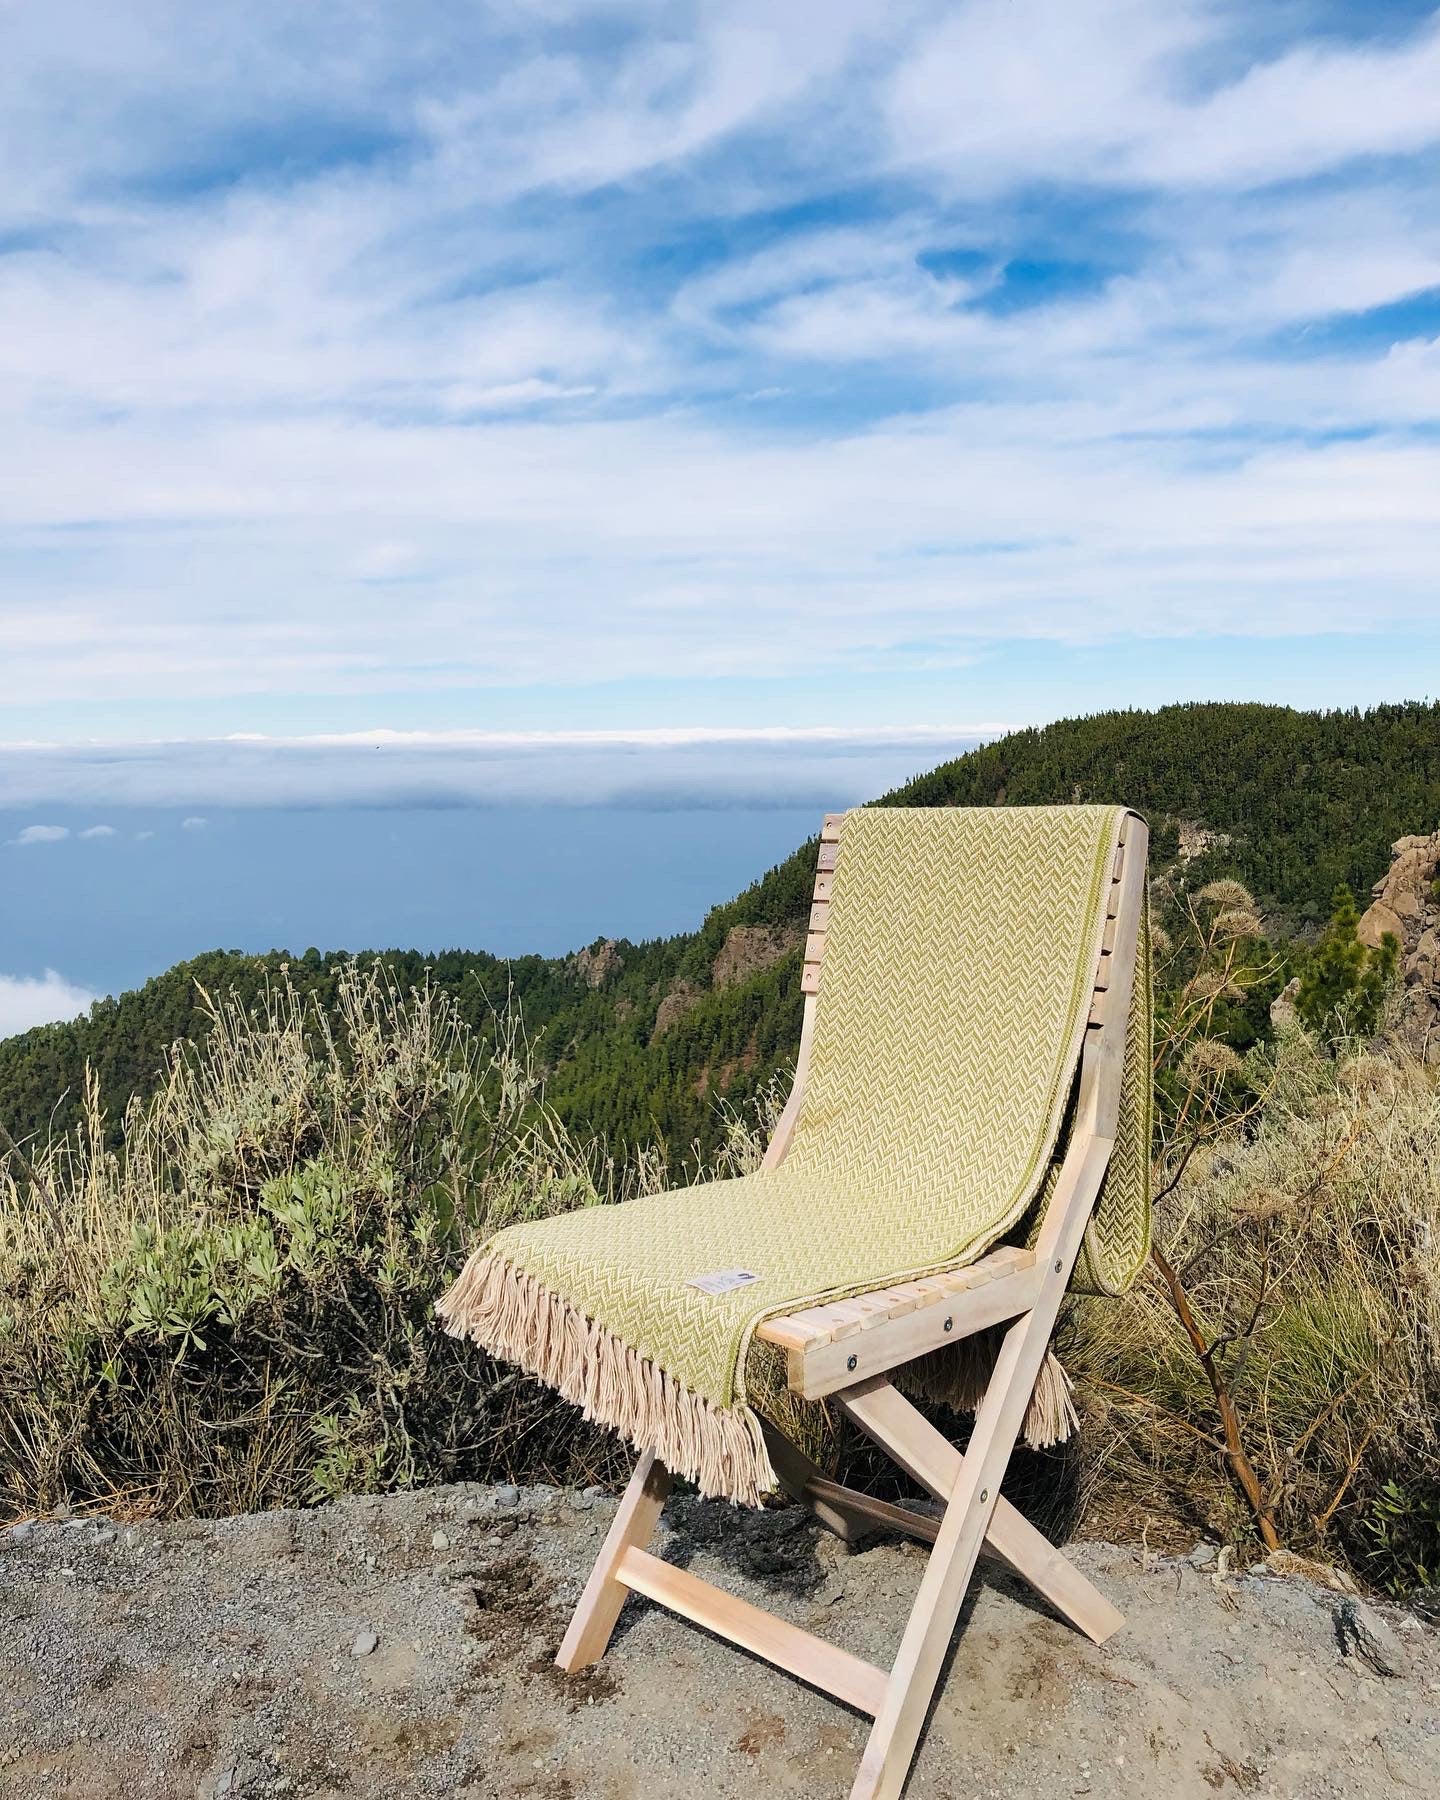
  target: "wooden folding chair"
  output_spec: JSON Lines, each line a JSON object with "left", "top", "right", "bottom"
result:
{"left": 554, "top": 811, "right": 1148, "bottom": 1799}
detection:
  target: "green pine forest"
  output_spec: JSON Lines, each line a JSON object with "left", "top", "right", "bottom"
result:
{"left": 4, "top": 699, "right": 1438, "bottom": 1167}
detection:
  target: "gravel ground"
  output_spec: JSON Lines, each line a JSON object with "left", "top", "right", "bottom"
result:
{"left": 3, "top": 1481, "right": 1437, "bottom": 1799}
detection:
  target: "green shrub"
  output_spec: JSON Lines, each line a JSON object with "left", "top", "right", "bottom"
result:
{"left": 1363, "top": 1479, "right": 1440, "bottom": 1594}
{"left": 0, "top": 966, "right": 720, "bottom": 1521}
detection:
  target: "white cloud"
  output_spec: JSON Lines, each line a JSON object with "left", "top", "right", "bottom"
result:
{"left": 1, "top": 3, "right": 1439, "bottom": 730}
{"left": 887, "top": 3, "right": 1440, "bottom": 193}
{"left": 181, "top": 815, "right": 208, "bottom": 830}
{"left": 0, "top": 969, "right": 98, "bottom": 1037}
{"left": 0, "top": 725, "right": 1005, "bottom": 811}
{"left": 77, "top": 823, "right": 118, "bottom": 839}
{"left": 7, "top": 823, "right": 69, "bottom": 846}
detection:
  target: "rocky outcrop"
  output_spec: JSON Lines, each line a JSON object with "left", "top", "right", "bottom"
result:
{"left": 570, "top": 939, "right": 622, "bottom": 989}
{"left": 1359, "top": 829, "right": 1440, "bottom": 1062}
{"left": 1270, "top": 976, "right": 1301, "bottom": 1032}
{"left": 1177, "top": 820, "right": 1233, "bottom": 862}
{"left": 650, "top": 980, "right": 701, "bottom": 1040}
{"left": 710, "top": 923, "right": 802, "bottom": 990}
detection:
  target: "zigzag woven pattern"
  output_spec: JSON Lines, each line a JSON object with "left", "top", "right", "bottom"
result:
{"left": 440, "top": 804, "right": 1152, "bottom": 1501}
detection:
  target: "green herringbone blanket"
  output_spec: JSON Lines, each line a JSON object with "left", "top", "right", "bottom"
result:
{"left": 440, "top": 805, "right": 1151, "bottom": 1503}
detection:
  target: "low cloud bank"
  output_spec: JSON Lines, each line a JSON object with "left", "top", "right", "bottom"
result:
{"left": 0, "top": 726, "right": 1003, "bottom": 814}
{"left": 0, "top": 970, "right": 99, "bottom": 1039}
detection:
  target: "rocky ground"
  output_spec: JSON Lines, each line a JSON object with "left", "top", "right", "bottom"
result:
{"left": 3, "top": 1481, "right": 1437, "bottom": 1800}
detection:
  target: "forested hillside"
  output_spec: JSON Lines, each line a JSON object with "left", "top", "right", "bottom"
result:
{"left": 4, "top": 699, "right": 1438, "bottom": 1165}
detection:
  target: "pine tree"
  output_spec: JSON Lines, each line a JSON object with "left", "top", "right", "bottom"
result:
{"left": 1296, "top": 886, "right": 1399, "bottom": 1037}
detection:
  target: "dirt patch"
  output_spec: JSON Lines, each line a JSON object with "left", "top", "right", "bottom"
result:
{"left": 3, "top": 1482, "right": 1437, "bottom": 1798}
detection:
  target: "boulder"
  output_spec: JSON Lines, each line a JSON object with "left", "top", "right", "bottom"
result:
{"left": 1357, "top": 902, "right": 1404, "bottom": 949}
{"left": 1363, "top": 825, "right": 1440, "bottom": 1058}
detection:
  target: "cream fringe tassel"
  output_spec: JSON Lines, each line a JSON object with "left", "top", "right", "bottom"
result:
{"left": 898, "top": 1329, "right": 1080, "bottom": 1450}
{"left": 437, "top": 1248, "right": 778, "bottom": 1508}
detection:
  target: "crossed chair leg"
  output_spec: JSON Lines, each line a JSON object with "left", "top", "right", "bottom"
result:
{"left": 556, "top": 1351, "right": 1123, "bottom": 1799}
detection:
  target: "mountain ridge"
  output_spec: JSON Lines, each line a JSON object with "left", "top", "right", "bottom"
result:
{"left": 3, "top": 698, "right": 1438, "bottom": 1161}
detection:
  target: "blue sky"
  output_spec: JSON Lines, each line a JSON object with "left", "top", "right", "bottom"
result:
{"left": 2, "top": 1, "right": 1439, "bottom": 1028}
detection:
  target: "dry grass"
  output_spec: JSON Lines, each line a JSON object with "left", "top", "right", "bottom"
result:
{"left": 1066, "top": 1024, "right": 1440, "bottom": 1591}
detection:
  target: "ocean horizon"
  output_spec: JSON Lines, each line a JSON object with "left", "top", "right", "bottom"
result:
{"left": 0, "top": 803, "right": 824, "bottom": 1017}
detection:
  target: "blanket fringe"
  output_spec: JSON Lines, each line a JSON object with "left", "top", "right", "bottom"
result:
{"left": 898, "top": 1329, "right": 1079, "bottom": 1450}
{"left": 437, "top": 1248, "right": 778, "bottom": 1507}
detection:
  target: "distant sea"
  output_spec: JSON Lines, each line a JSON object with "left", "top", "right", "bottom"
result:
{"left": 1, "top": 805, "right": 823, "bottom": 1002}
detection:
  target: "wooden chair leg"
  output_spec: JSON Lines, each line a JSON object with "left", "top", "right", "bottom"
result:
{"left": 761, "top": 1421, "right": 869, "bottom": 1544}
{"left": 839, "top": 1380, "right": 1124, "bottom": 1646}
{"left": 850, "top": 1126, "right": 1114, "bottom": 1800}
{"left": 987, "top": 1497, "right": 1124, "bottom": 1646}
{"left": 556, "top": 1449, "right": 671, "bottom": 1672}
{"left": 849, "top": 1317, "right": 1035, "bottom": 1800}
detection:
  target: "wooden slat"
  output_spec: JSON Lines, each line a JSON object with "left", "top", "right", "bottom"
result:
{"left": 1091, "top": 819, "right": 1136, "bottom": 1011}
{"left": 772, "top": 1262, "right": 1044, "bottom": 1401}
{"left": 813, "top": 871, "right": 834, "bottom": 903}
{"left": 817, "top": 841, "right": 839, "bottom": 873}
{"left": 801, "top": 964, "right": 821, "bottom": 995}
{"left": 804, "top": 931, "right": 826, "bottom": 964}
{"left": 617, "top": 1548, "right": 888, "bottom": 1718}
{"left": 756, "top": 1247, "right": 1034, "bottom": 1354}
{"left": 802, "top": 1476, "right": 940, "bottom": 1547}
{"left": 821, "top": 813, "right": 846, "bottom": 842}
{"left": 1083, "top": 814, "right": 1149, "bottom": 1140}
{"left": 762, "top": 993, "right": 817, "bottom": 1170}
{"left": 809, "top": 900, "right": 831, "bottom": 931}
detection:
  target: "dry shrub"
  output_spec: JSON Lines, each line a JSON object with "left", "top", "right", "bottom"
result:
{"left": 0, "top": 965, "right": 756, "bottom": 1522}
{"left": 6, "top": 955, "right": 1436, "bottom": 1595}
{"left": 1066, "top": 1026, "right": 1440, "bottom": 1590}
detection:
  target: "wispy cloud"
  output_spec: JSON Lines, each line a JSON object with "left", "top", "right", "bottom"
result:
{"left": 1, "top": 3, "right": 1438, "bottom": 731}
{"left": 0, "top": 969, "right": 98, "bottom": 1037}
{"left": 77, "top": 823, "right": 118, "bottom": 839}
{"left": 0, "top": 725, "right": 1004, "bottom": 811}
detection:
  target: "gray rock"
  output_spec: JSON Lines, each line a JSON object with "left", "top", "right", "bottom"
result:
{"left": 568, "top": 1490, "right": 595, "bottom": 1512}
{"left": 430, "top": 1529, "right": 450, "bottom": 1551}
{"left": 351, "top": 1629, "right": 379, "bottom": 1657}
{"left": 8, "top": 1521, "right": 35, "bottom": 1545}
{"left": 495, "top": 1483, "right": 520, "bottom": 1507}
{"left": 582, "top": 1485, "right": 606, "bottom": 1502}
{"left": 1186, "top": 1542, "right": 1219, "bottom": 1569}
{"left": 1334, "top": 1598, "right": 1408, "bottom": 1678}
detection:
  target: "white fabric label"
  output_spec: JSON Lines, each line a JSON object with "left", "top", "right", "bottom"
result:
{"left": 687, "top": 1268, "right": 760, "bottom": 1296}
